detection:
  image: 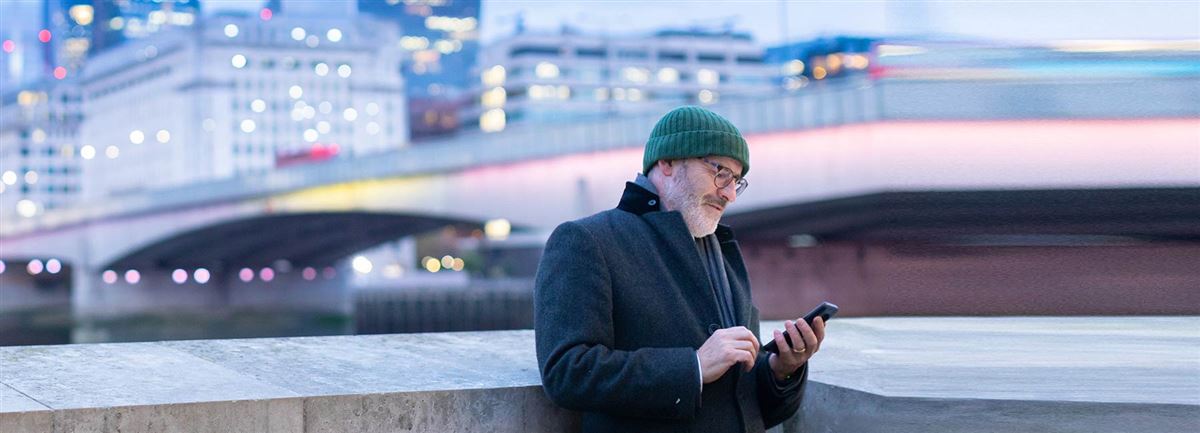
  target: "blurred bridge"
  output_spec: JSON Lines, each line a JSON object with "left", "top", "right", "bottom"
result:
{"left": 2, "top": 76, "right": 1198, "bottom": 319}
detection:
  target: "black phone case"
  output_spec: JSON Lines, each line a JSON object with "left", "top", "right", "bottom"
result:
{"left": 762, "top": 301, "right": 838, "bottom": 354}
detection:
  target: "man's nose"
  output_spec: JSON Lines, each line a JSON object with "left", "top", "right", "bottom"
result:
{"left": 717, "top": 183, "right": 737, "bottom": 204}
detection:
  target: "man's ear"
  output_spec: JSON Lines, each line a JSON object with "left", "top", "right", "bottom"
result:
{"left": 656, "top": 159, "right": 675, "bottom": 176}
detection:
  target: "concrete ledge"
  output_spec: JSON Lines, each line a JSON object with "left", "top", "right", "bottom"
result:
{"left": 2, "top": 398, "right": 303, "bottom": 433}
{"left": 2, "top": 318, "right": 1197, "bottom": 432}
{"left": 0, "top": 389, "right": 576, "bottom": 433}
{"left": 0, "top": 331, "right": 578, "bottom": 432}
{"left": 769, "top": 316, "right": 1200, "bottom": 433}
{"left": 300, "top": 387, "right": 574, "bottom": 433}
{"left": 792, "top": 381, "right": 1197, "bottom": 433}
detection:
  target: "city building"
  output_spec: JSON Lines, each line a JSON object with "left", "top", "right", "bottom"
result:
{"left": 765, "top": 35, "right": 876, "bottom": 91}
{"left": 78, "top": 8, "right": 406, "bottom": 199}
{"left": 464, "top": 29, "right": 778, "bottom": 132}
{"left": 2, "top": 0, "right": 204, "bottom": 102}
{"left": 34, "top": 0, "right": 204, "bottom": 78}
{"left": 88, "top": 0, "right": 202, "bottom": 56}
{"left": 356, "top": 0, "right": 481, "bottom": 140}
{"left": 1, "top": 1, "right": 51, "bottom": 89}
{"left": 0, "top": 80, "right": 84, "bottom": 218}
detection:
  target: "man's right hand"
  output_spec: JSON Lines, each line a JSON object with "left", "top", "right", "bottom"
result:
{"left": 697, "top": 326, "right": 760, "bottom": 384}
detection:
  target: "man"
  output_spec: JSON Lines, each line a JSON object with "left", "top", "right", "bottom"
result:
{"left": 534, "top": 106, "right": 827, "bottom": 432}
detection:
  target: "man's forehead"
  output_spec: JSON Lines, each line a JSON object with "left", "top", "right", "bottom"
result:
{"left": 706, "top": 155, "right": 744, "bottom": 174}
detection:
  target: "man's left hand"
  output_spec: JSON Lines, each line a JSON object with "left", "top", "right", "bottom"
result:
{"left": 768, "top": 316, "right": 825, "bottom": 381}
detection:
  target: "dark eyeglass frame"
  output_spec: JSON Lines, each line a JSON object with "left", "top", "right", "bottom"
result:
{"left": 698, "top": 157, "right": 748, "bottom": 195}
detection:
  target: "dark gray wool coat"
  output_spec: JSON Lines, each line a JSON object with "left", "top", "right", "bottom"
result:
{"left": 534, "top": 181, "right": 806, "bottom": 433}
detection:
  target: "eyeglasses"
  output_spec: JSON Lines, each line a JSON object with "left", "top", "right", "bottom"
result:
{"left": 699, "top": 157, "right": 749, "bottom": 195}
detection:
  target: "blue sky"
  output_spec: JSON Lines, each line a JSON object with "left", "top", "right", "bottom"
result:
{"left": 478, "top": 0, "right": 1200, "bottom": 44}
{"left": 3, "top": 1, "right": 1197, "bottom": 45}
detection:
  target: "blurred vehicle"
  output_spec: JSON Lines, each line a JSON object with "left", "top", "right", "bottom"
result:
{"left": 275, "top": 143, "right": 340, "bottom": 168}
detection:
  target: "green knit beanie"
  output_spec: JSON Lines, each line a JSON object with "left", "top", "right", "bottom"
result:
{"left": 643, "top": 106, "right": 749, "bottom": 176}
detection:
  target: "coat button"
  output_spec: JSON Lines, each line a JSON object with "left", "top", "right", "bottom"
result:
{"left": 648, "top": 199, "right": 657, "bottom": 206}
{"left": 708, "top": 323, "right": 720, "bottom": 335}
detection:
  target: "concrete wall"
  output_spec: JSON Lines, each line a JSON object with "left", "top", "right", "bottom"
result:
{"left": 790, "top": 381, "right": 1199, "bottom": 433}
{"left": 0, "top": 388, "right": 577, "bottom": 433}
{"left": 0, "top": 331, "right": 580, "bottom": 433}
{"left": 3, "top": 319, "right": 1197, "bottom": 432}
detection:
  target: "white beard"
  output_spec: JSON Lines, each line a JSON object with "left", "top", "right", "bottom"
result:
{"left": 664, "top": 168, "right": 721, "bottom": 238}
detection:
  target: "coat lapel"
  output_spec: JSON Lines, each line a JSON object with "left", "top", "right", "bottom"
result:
{"left": 724, "top": 257, "right": 752, "bottom": 326}
{"left": 643, "top": 211, "right": 723, "bottom": 325}
{"left": 720, "top": 236, "right": 753, "bottom": 326}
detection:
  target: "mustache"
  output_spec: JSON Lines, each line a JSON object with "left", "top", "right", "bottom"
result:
{"left": 703, "top": 196, "right": 728, "bottom": 210}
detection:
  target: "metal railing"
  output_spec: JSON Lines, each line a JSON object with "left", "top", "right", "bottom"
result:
{"left": 354, "top": 279, "right": 534, "bottom": 334}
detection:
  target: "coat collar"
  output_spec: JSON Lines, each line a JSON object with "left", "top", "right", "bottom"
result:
{"left": 618, "top": 180, "right": 752, "bottom": 326}
{"left": 617, "top": 181, "right": 738, "bottom": 243}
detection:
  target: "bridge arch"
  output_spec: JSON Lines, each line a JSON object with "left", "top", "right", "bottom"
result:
{"left": 104, "top": 212, "right": 483, "bottom": 272}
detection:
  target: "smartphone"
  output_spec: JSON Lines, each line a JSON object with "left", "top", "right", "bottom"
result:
{"left": 762, "top": 301, "right": 838, "bottom": 354}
